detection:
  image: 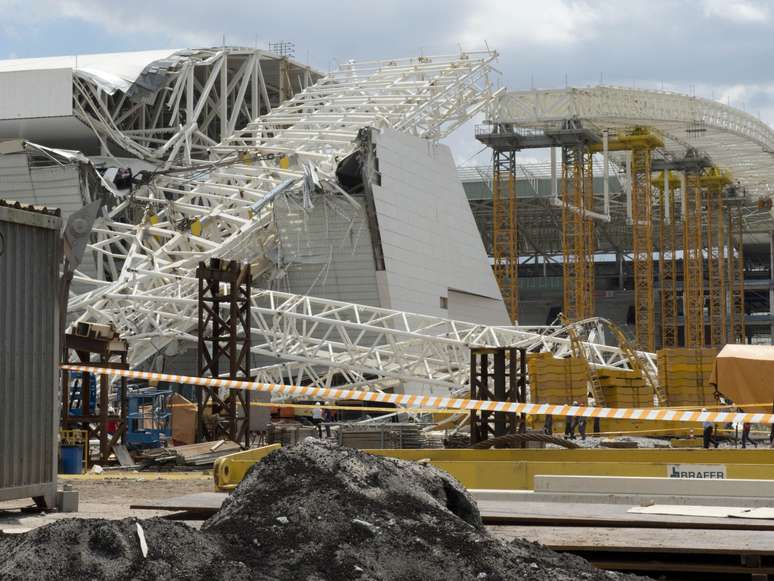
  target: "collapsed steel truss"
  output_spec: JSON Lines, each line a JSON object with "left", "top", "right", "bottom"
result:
{"left": 65, "top": 50, "right": 666, "bottom": 397}
{"left": 73, "top": 47, "right": 317, "bottom": 166}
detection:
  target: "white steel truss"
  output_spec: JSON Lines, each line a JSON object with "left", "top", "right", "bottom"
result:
{"left": 72, "top": 47, "right": 318, "bottom": 166}
{"left": 69, "top": 52, "right": 504, "bottom": 372}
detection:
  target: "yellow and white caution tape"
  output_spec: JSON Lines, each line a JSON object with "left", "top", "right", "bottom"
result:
{"left": 60, "top": 364, "right": 774, "bottom": 425}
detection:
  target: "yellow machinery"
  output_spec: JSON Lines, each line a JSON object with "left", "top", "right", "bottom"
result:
{"left": 214, "top": 447, "right": 774, "bottom": 492}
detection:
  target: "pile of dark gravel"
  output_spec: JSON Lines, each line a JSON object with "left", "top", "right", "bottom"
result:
{"left": 0, "top": 439, "right": 646, "bottom": 580}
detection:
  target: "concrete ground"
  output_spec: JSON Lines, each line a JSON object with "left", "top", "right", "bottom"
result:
{"left": 0, "top": 471, "right": 214, "bottom": 533}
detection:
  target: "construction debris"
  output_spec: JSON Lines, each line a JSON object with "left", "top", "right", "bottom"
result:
{"left": 136, "top": 440, "right": 241, "bottom": 467}
{"left": 0, "top": 440, "right": 642, "bottom": 580}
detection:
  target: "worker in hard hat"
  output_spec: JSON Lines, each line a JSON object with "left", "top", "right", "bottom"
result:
{"left": 702, "top": 409, "right": 718, "bottom": 449}
{"left": 311, "top": 401, "right": 323, "bottom": 438}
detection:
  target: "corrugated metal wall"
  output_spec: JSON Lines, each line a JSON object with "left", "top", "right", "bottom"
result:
{"left": 0, "top": 203, "right": 60, "bottom": 506}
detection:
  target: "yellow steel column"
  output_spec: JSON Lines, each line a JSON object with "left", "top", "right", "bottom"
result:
{"left": 582, "top": 150, "right": 596, "bottom": 319}
{"left": 561, "top": 146, "right": 594, "bottom": 321}
{"left": 656, "top": 171, "right": 680, "bottom": 348}
{"left": 631, "top": 147, "right": 655, "bottom": 351}
{"left": 701, "top": 169, "right": 732, "bottom": 347}
{"left": 682, "top": 172, "right": 704, "bottom": 347}
{"left": 492, "top": 150, "right": 519, "bottom": 323}
{"left": 728, "top": 203, "right": 746, "bottom": 343}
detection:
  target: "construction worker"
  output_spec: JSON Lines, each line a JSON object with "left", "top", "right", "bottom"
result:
{"left": 738, "top": 408, "right": 757, "bottom": 449}
{"left": 311, "top": 402, "right": 323, "bottom": 438}
{"left": 565, "top": 401, "right": 580, "bottom": 440}
{"left": 702, "top": 409, "right": 719, "bottom": 449}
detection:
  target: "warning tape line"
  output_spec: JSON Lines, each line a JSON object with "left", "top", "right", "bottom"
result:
{"left": 167, "top": 402, "right": 460, "bottom": 415}
{"left": 60, "top": 364, "right": 774, "bottom": 425}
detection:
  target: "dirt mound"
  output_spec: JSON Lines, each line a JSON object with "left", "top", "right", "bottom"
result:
{"left": 0, "top": 518, "right": 256, "bottom": 581}
{"left": 0, "top": 439, "right": 645, "bottom": 580}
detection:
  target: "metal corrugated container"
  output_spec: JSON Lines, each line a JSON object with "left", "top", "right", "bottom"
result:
{"left": 0, "top": 200, "right": 61, "bottom": 506}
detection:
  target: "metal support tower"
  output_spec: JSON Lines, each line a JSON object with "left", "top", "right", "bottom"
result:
{"left": 682, "top": 172, "right": 705, "bottom": 348}
{"left": 630, "top": 147, "right": 656, "bottom": 351}
{"left": 61, "top": 327, "right": 128, "bottom": 464}
{"left": 728, "top": 204, "right": 746, "bottom": 343}
{"left": 705, "top": 188, "right": 726, "bottom": 347}
{"left": 561, "top": 146, "right": 595, "bottom": 320}
{"left": 196, "top": 258, "right": 252, "bottom": 447}
{"left": 492, "top": 149, "right": 519, "bottom": 323}
{"left": 469, "top": 347, "right": 526, "bottom": 445}
{"left": 656, "top": 171, "right": 680, "bottom": 348}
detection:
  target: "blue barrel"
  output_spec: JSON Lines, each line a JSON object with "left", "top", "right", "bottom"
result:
{"left": 60, "top": 445, "right": 83, "bottom": 474}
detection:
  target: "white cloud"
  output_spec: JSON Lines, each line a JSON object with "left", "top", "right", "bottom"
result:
{"left": 702, "top": 0, "right": 769, "bottom": 23}
{"left": 456, "top": 0, "right": 602, "bottom": 50}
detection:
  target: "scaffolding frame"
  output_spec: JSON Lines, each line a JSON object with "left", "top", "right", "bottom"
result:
{"left": 196, "top": 258, "right": 252, "bottom": 446}
{"left": 492, "top": 149, "right": 519, "bottom": 323}
{"left": 657, "top": 172, "right": 680, "bottom": 348}
{"left": 728, "top": 203, "right": 746, "bottom": 343}
{"left": 631, "top": 147, "right": 656, "bottom": 351}
{"left": 562, "top": 146, "right": 595, "bottom": 321}
{"left": 682, "top": 172, "right": 705, "bottom": 348}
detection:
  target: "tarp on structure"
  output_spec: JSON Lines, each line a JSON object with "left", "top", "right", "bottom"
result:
{"left": 709, "top": 344, "right": 774, "bottom": 406}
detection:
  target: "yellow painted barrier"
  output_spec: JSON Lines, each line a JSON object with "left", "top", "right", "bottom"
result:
{"left": 213, "top": 447, "right": 774, "bottom": 491}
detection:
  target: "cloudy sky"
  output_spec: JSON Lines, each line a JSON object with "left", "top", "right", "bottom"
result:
{"left": 1, "top": 0, "right": 772, "bottom": 164}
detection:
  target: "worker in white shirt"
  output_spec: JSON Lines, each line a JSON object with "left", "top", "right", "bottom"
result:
{"left": 311, "top": 401, "right": 324, "bottom": 438}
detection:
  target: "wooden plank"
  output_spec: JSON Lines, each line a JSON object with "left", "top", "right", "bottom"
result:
{"left": 479, "top": 500, "right": 774, "bottom": 530}
{"left": 130, "top": 492, "right": 226, "bottom": 513}
{"left": 488, "top": 525, "right": 774, "bottom": 555}
{"left": 588, "top": 560, "right": 774, "bottom": 575}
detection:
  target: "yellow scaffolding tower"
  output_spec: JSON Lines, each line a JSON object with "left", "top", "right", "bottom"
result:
{"left": 592, "top": 128, "right": 662, "bottom": 350}
{"left": 682, "top": 171, "right": 704, "bottom": 348}
{"left": 561, "top": 146, "right": 595, "bottom": 320}
{"left": 492, "top": 150, "right": 519, "bottom": 323}
{"left": 728, "top": 202, "right": 746, "bottom": 343}
{"left": 631, "top": 147, "right": 656, "bottom": 351}
{"left": 654, "top": 171, "right": 680, "bottom": 348}
{"left": 701, "top": 169, "right": 732, "bottom": 347}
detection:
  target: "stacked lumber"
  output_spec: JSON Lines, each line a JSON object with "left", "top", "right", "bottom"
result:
{"left": 657, "top": 348, "right": 718, "bottom": 407}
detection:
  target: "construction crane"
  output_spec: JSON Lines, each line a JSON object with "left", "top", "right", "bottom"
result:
{"left": 491, "top": 149, "right": 519, "bottom": 323}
